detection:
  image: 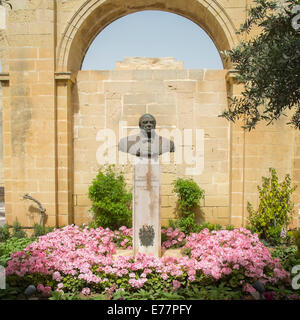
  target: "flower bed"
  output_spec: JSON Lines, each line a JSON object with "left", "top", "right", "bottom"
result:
{"left": 5, "top": 225, "right": 293, "bottom": 299}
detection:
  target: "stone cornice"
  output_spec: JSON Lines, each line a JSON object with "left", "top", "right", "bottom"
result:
{"left": 54, "top": 72, "right": 76, "bottom": 84}
{"left": 225, "top": 69, "right": 238, "bottom": 84}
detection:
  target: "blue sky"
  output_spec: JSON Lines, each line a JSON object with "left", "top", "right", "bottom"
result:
{"left": 82, "top": 11, "right": 223, "bottom": 70}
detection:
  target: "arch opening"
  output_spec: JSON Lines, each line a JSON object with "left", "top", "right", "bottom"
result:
{"left": 57, "top": 0, "right": 238, "bottom": 72}
{"left": 81, "top": 11, "right": 223, "bottom": 71}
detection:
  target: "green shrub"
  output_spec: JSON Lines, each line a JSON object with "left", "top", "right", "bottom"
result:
{"left": 88, "top": 165, "right": 132, "bottom": 230}
{"left": 198, "top": 222, "right": 217, "bottom": 232}
{"left": 247, "top": 168, "right": 297, "bottom": 245}
{"left": 11, "top": 220, "right": 27, "bottom": 239}
{"left": 0, "top": 237, "right": 36, "bottom": 267}
{"left": 225, "top": 224, "right": 235, "bottom": 231}
{"left": 171, "top": 177, "right": 205, "bottom": 234}
{"left": 270, "top": 245, "right": 299, "bottom": 273}
{"left": 33, "top": 223, "right": 55, "bottom": 238}
{"left": 0, "top": 224, "right": 10, "bottom": 242}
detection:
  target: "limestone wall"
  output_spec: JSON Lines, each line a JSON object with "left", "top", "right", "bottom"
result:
{"left": 0, "top": 85, "right": 3, "bottom": 188}
{"left": 73, "top": 68, "right": 299, "bottom": 228}
{"left": 73, "top": 68, "right": 229, "bottom": 226}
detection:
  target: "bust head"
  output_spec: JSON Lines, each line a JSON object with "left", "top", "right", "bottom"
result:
{"left": 118, "top": 113, "right": 175, "bottom": 158}
{"left": 139, "top": 114, "right": 156, "bottom": 135}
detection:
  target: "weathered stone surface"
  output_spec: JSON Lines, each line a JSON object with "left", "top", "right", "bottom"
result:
{"left": 133, "top": 158, "right": 161, "bottom": 257}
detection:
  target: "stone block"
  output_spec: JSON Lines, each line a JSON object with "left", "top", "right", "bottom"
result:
{"left": 104, "top": 81, "right": 133, "bottom": 94}
{"left": 132, "top": 70, "right": 153, "bottom": 80}
{"left": 161, "top": 173, "right": 176, "bottom": 185}
{"left": 205, "top": 195, "right": 229, "bottom": 207}
{"left": 188, "top": 70, "right": 204, "bottom": 80}
{"left": 9, "top": 60, "right": 36, "bottom": 71}
{"left": 124, "top": 93, "right": 155, "bottom": 105}
{"left": 215, "top": 207, "right": 229, "bottom": 218}
{"left": 123, "top": 104, "right": 146, "bottom": 116}
{"left": 196, "top": 93, "right": 225, "bottom": 105}
{"left": 152, "top": 70, "right": 177, "bottom": 80}
{"left": 38, "top": 48, "right": 52, "bottom": 59}
{"left": 148, "top": 104, "right": 176, "bottom": 115}
{"left": 213, "top": 172, "right": 229, "bottom": 184}
{"left": 161, "top": 207, "right": 176, "bottom": 219}
{"left": 132, "top": 80, "right": 164, "bottom": 93}
{"left": 31, "top": 83, "right": 54, "bottom": 96}
{"left": 58, "top": 215, "right": 69, "bottom": 227}
{"left": 231, "top": 217, "right": 243, "bottom": 227}
{"left": 109, "top": 70, "right": 132, "bottom": 80}
{"left": 9, "top": 47, "right": 37, "bottom": 59}
{"left": 76, "top": 71, "right": 90, "bottom": 81}
{"left": 76, "top": 195, "right": 92, "bottom": 206}
{"left": 198, "top": 80, "right": 226, "bottom": 92}
{"left": 164, "top": 80, "right": 196, "bottom": 92}
{"left": 90, "top": 71, "right": 109, "bottom": 81}
{"left": 204, "top": 70, "right": 227, "bottom": 81}
{"left": 155, "top": 93, "right": 176, "bottom": 104}
{"left": 77, "top": 81, "right": 98, "bottom": 93}
{"left": 36, "top": 59, "right": 53, "bottom": 71}
{"left": 161, "top": 184, "right": 173, "bottom": 195}
{"left": 176, "top": 70, "right": 188, "bottom": 79}
{"left": 201, "top": 206, "right": 213, "bottom": 218}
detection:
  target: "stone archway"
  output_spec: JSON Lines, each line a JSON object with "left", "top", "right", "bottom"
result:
{"left": 60, "top": 0, "right": 239, "bottom": 227}
{"left": 4, "top": 0, "right": 298, "bottom": 230}
{"left": 57, "top": 0, "right": 238, "bottom": 73}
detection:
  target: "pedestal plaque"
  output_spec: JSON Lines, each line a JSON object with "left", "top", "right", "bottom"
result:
{"left": 133, "top": 157, "right": 161, "bottom": 257}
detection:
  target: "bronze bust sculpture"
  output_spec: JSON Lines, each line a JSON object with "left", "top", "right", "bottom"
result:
{"left": 118, "top": 114, "right": 175, "bottom": 158}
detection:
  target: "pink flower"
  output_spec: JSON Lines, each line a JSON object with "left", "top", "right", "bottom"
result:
{"left": 221, "top": 267, "right": 232, "bottom": 275}
{"left": 5, "top": 224, "right": 289, "bottom": 295}
{"left": 172, "top": 280, "right": 181, "bottom": 290}
{"left": 57, "top": 283, "right": 64, "bottom": 289}
{"left": 81, "top": 287, "right": 91, "bottom": 296}
{"left": 52, "top": 271, "right": 62, "bottom": 281}
{"left": 44, "top": 286, "right": 52, "bottom": 294}
{"left": 243, "top": 283, "right": 256, "bottom": 293}
{"left": 161, "top": 273, "right": 168, "bottom": 280}
{"left": 37, "top": 284, "right": 44, "bottom": 292}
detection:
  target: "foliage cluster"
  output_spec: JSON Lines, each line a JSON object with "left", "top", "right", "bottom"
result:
{"left": 247, "top": 168, "right": 297, "bottom": 245}
{"left": 88, "top": 166, "right": 132, "bottom": 230}
{"left": 171, "top": 178, "right": 205, "bottom": 234}
{"left": 221, "top": 0, "right": 300, "bottom": 130}
{"left": 0, "top": 237, "right": 36, "bottom": 267}
{"left": 270, "top": 245, "right": 300, "bottom": 273}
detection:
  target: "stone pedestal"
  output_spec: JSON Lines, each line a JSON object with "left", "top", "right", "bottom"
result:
{"left": 133, "top": 157, "right": 161, "bottom": 257}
